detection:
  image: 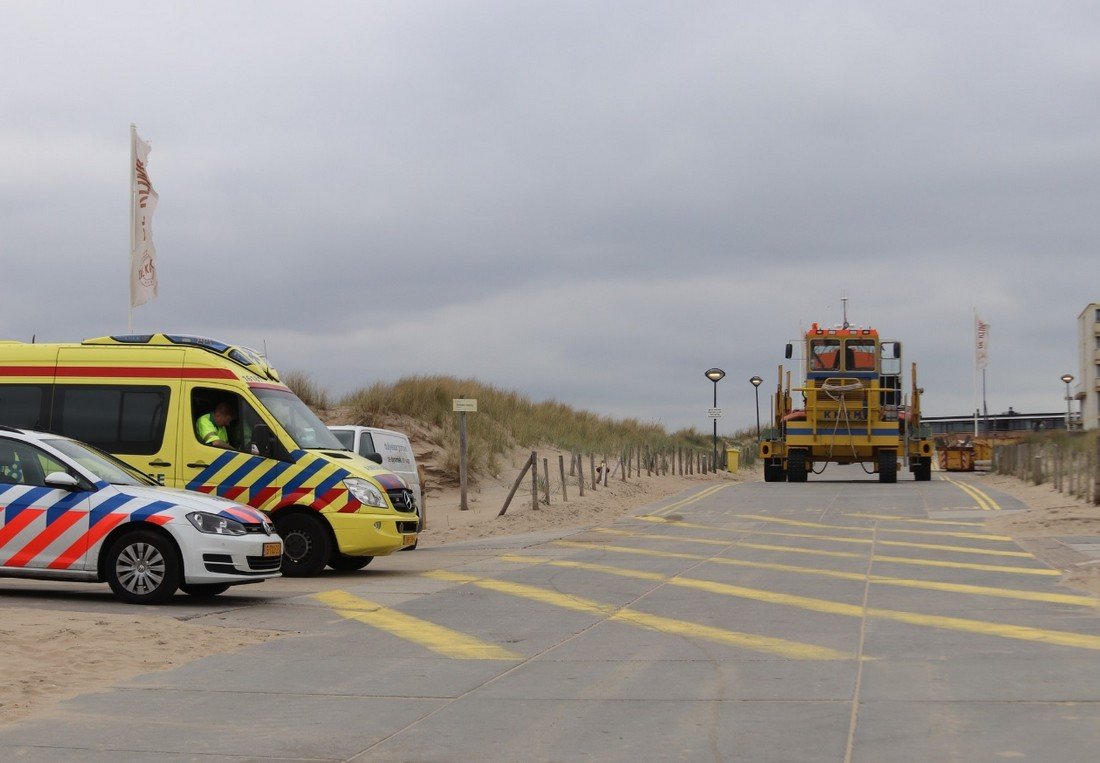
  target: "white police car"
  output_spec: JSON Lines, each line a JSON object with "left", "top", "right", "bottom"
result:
{"left": 0, "top": 426, "right": 282, "bottom": 604}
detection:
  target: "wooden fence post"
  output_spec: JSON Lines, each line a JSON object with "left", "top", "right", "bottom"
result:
{"left": 499, "top": 453, "right": 535, "bottom": 516}
{"left": 576, "top": 453, "right": 585, "bottom": 497}
{"left": 543, "top": 458, "right": 550, "bottom": 505}
{"left": 559, "top": 454, "right": 568, "bottom": 502}
{"left": 531, "top": 451, "right": 539, "bottom": 511}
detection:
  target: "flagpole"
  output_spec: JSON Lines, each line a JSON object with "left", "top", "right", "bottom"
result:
{"left": 128, "top": 124, "right": 136, "bottom": 334}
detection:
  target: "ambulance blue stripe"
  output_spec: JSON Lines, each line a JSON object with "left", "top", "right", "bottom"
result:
{"left": 130, "top": 500, "right": 175, "bottom": 521}
{"left": 313, "top": 470, "right": 348, "bottom": 497}
{"left": 46, "top": 491, "right": 93, "bottom": 524}
{"left": 222, "top": 456, "right": 267, "bottom": 490}
{"left": 248, "top": 460, "right": 292, "bottom": 501}
{"left": 187, "top": 451, "right": 238, "bottom": 490}
{"left": 282, "top": 459, "right": 326, "bottom": 495}
{"left": 4, "top": 487, "right": 53, "bottom": 522}
{"left": 89, "top": 494, "right": 136, "bottom": 526}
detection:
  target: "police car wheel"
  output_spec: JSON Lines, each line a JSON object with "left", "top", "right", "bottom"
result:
{"left": 275, "top": 513, "right": 331, "bottom": 577}
{"left": 105, "top": 529, "right": 181, "bottom": 604}
{"left": 180, "top": 583, "right": 231, "bottom": 597}
{"left": 328, "top": 553, "right": 373, "bottom": 571}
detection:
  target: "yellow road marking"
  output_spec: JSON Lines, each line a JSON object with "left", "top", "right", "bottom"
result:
{"left": 424, "top": 570, "right": 852, "bottom": 661}
{"left": 653, "top": 484, "right": 730, "bottom": 516}
{"left": 589, "top": 528, "right": 1059, "bottom": 576}
{"left": 732, "top": 514, "right": 1011, "bottom": 542}
{"left": 547, "top": 544, "right": 1096, "bottom": 608}
{"left": 498, "top": 558, "right": 1100, "bottom": 651}
{"left": 942, "top": 476, "right": 1001, "bottom": 510}
{"left": 315, "top": 590, "right": 522, "bottom": 661}
{"left": 843, "top": 513, "right": 984, "bottom": 527}
{"left": 635, "top": 516, "right": 1034, "bottom": 559}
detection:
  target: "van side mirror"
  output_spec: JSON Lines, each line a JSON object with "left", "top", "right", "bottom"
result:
{"left": 365, "top": 452, "right": 383, "bottom": 465}
{"left": 785, "top": 343, "right": 793, "bottom": 359}
{"left": 44, "top": 471, "right": 82, "bottom": 490}
{"left": 250, "top": 424, "right": 289, "bottom": 461}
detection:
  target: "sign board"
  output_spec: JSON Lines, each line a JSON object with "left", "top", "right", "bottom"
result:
{"left": 453, "top": 398, "right": 478, "bottom": 413}
{"left": 708, "top": 408, "right": 723, "bottom": 419}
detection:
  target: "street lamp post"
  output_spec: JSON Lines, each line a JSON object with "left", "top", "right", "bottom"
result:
{"left": 750, "top": 376, "right": 763, "bottom": 443}
{"left": 705, "top": 368, "right": 725, "bottom": 470}
{"left": 1061, "top": 373, "right": 1074, "bottom": 430}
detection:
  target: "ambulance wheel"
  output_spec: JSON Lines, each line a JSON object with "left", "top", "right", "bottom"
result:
{"left": 328, "top": 553, "right": 373, "bottom": 571}
{"left": 180, "top": 583, "right": 231, "bottom": 597}
{"left": 105, "top": 529, "right": 181, "bottom": 605}
{"left": 276, "top": 513, "right": 332, "bottom": 577}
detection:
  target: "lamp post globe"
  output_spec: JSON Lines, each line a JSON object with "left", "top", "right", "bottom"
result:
{"left": 749, "top": 375, "right": 763, "bottom": 443}
{"left": 1061, "top": 374, "right": 1074, "bottom": 429}
{"left": 704, "top": 368, "right": 726, "bottom": 470}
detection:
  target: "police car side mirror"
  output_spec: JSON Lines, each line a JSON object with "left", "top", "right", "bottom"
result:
{"left": 44, "top": 472, "right": 82, "bottom": 490}
{"left": 365, "top": 452, "right": 383, "bottom": 465}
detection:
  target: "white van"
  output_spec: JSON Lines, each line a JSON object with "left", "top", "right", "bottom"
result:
{"left": 329, "top": 426, "right": 422, "bottom": 523}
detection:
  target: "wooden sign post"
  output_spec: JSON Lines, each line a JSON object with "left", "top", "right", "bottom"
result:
{"left": 453, "top": 397, "right": 477, "bottom": 510}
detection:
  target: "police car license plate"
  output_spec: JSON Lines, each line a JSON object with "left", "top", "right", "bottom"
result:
{"left": 402, "top": 534, "right": 417, "bottom": 546}
{"left": 263, "top": 542, "right": 282, "bottom": 557}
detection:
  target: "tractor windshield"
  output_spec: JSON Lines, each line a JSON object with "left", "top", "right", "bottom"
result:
{"left": 809, "top": 339, "right": 841, "bottom": 371}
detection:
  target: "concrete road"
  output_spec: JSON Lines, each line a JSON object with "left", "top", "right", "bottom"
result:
{"left": 3, "top": 467, "right": 1100, "bottom": 761}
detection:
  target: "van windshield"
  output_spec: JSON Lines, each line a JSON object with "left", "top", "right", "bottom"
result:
{"left": 253, "top": 388, "right": 345, "bottom": 450}
{"left": 44, "top": 438, "right": 153, "bottom": 486}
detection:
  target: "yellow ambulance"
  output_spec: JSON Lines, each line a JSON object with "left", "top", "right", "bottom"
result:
{"left": 0, "top": 334, "right": 418, "bottom": 576}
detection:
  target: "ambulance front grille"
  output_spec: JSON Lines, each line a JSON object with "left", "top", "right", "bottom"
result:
{"left": 386, "top": 488, "right": 416, "bottom": 513}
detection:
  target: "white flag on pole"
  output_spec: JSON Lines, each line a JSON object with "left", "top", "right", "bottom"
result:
{"left": 130, "top": 127, "right": 159, "bottom": 309}
{"left": 975, "top": 315, "right": 990, "bottom": 369}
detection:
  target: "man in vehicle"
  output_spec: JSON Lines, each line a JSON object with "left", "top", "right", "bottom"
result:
{"left": 196, "top": 401, "right": 236, "bottom": 449}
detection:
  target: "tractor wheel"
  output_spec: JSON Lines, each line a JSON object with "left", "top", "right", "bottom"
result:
{"left": 913, "top": 456, "right": 932, "bottom": 482}
{"left": 878, "top": 449, "right": 898, "bottom": 483}
{"left": 787, "top": 450, "right": 808, "bottom": 483}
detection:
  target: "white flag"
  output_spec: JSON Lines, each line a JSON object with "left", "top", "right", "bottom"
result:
{"left": 130, "top": 127, "right": 159, "bottom": 308}
{"left": 975, "top": 315, "right": 990, "bottom": 369}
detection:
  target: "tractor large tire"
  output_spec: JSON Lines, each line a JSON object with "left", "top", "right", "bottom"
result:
{"left": 763, "top": 460, "right": 785, "bottom": 482}
{"left": 787, "top": 450, "right": 808, "bottom": 483}
{"left": 878, "top": 449, "right": 898, "bottom": 483}
{"left": 913, "top": 456, "right": 932, "bottom": 482}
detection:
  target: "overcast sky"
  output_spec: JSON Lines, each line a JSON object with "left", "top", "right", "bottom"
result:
{"left": 2, "top": 1, "right": 1098, "bottom": 433}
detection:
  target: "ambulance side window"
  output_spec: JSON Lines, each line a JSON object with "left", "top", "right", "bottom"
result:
{"left": 191, "top": 389, "right": 265, "bottom": 454}
{"left": 53, "top": 385, "right": 169, "bottom": 455}
{"left": 0, "top": 385, "right": 50, "bottom": 431}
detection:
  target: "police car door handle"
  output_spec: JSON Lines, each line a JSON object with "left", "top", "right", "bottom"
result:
{"left": 186, "top": 461, "right": 209, "bottom": 469}
{"left": 149, "top": 459, "right": 171, "bottom": 467}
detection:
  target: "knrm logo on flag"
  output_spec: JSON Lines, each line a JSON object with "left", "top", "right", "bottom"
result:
{"left": 975, "top": 316, "right": 990, "bottom": 369}
{"left": 130, "top": 127, "right": 159, "bottom": 308}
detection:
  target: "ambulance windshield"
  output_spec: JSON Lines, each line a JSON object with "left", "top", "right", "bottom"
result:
{"left": 252, "top": 388, "right": 345, "bottom": 450}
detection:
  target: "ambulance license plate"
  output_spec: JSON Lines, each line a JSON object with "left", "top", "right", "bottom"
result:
{"left": 402, "top": 534, "right": 417, "bottom": 546}
{"left": 263, "top": 542, "right": 282, "bottom": 557}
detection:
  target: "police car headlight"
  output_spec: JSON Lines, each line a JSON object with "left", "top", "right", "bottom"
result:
{"left": 187, "top": 512, "right": 247, "bottom": 536}
{"left": 344, "top": 478, "right": 386, "bottom": 508}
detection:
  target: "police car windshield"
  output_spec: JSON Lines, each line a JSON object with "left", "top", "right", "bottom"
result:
{"left": 253, "top": 388, "right": 345, "bottom": 450}
{"left": 44, "top": 438, "right": 153, "bottom": 486}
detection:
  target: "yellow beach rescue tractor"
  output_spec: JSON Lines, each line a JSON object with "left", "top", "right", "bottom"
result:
{"left": 759, "top": 321, "right": 934, "bottom": 483}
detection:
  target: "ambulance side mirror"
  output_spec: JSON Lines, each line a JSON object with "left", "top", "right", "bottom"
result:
{"left": 250, "top": 424, "right": 289, "bottom": 461}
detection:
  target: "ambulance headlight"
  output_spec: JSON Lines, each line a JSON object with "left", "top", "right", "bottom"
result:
{"left": 344, "top": 478, "right": 386, "bottom": 508}
{"left": 187, "top": 512, "right": 247, "bottom": 536}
